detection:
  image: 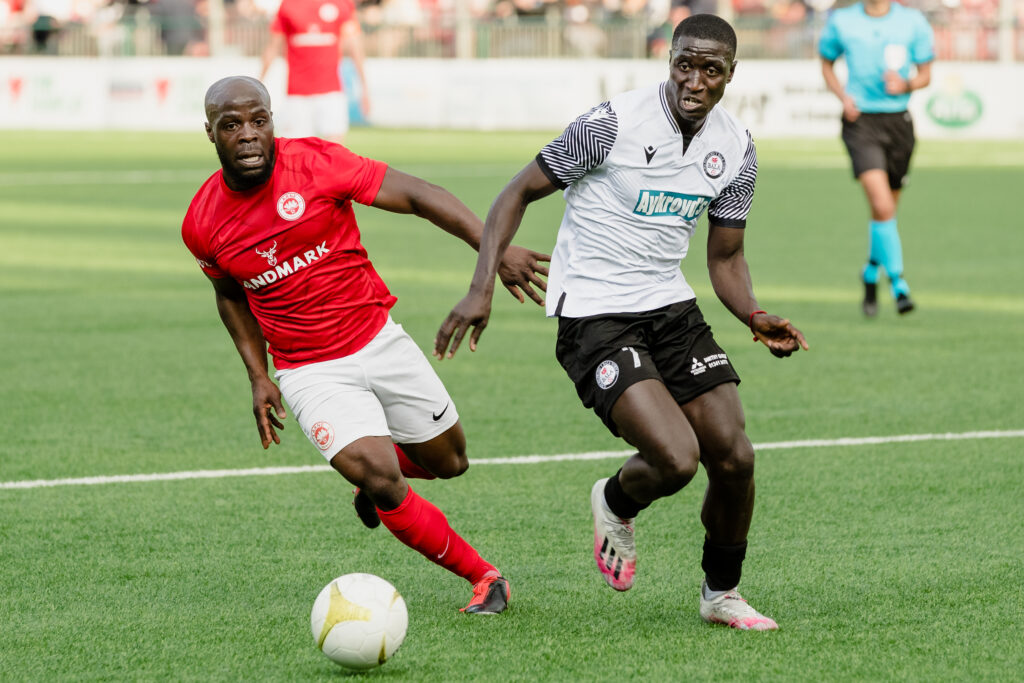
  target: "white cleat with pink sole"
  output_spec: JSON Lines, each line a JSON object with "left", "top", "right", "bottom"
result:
{"left": 699, "top": 582, "right": 779, "bottom": 631}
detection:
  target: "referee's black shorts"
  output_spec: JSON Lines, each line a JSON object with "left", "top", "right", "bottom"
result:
{"left": 555, "top": 300, "right": 740, "bottom": 437}
{"left": 841, "top": 111, "right": 916, "bottom": 190}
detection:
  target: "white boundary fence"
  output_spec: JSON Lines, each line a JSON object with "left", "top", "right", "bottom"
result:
{"left": 0, "top": 57, "right": 1020, "bottom": 138}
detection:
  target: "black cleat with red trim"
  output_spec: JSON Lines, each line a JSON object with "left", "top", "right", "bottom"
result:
{"left": 461, "top": 572, "right": 510, "bottom": 615}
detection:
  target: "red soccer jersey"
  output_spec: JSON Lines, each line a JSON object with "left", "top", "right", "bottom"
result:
{"left": 182, "top": 137, "right": 394, "bottom": 370}
{"left": 271, "top": 0, "right": 355, "bottom": 96}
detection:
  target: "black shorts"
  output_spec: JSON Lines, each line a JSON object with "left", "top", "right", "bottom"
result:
{"left": 841, "top": 111, "right": 916, "bottom": 190}
{"left": 555, "top": 300, "right": 740, "bottom": 436}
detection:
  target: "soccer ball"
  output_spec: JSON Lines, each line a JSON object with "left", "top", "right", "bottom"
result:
{"left": 310, "top": 573, "right": 408, "bottom": 670}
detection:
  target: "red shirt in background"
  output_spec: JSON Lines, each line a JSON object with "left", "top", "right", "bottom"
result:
{"left": 271, "top": 0, "right": 356, "bottom": 95}
{"left": 182, "top": 137, "right": 395, "bottom": 369}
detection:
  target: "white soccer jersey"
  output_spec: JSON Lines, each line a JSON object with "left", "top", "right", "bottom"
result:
{"left": 537, "top": 81, "right": 757, "bottom": 318}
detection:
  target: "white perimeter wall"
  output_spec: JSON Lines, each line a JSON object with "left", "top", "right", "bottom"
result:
{"left": 0, "top": 57, "right": 1019, "bottom": 139}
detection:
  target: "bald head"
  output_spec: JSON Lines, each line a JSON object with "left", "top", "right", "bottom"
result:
{"left": 204, "top": 76, "right": 276, "bottom": 191}
{"left": 205, "top": 76, "right": 271, "bottom": 123}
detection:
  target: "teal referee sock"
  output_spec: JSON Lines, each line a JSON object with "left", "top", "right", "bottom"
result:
{"left": 868, "top": 218, "right": 910, "bottom": 297}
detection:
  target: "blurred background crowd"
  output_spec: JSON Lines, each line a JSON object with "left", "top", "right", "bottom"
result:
{"left": 1, "top": 0, "right": 1021, "bottom": 60}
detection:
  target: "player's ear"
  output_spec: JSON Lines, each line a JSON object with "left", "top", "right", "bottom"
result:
{"left": 205, "top": 121, "right": 215, "bottom": 143}
{"left": 727, "top": 60, "right": 737, "bottom": 83}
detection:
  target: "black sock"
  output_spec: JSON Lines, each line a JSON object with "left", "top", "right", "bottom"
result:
{"left": 603, "top": 469, "right": 649, "bottom": 519}
{"left": 701, "top": 538, "right": 747, "bottom": 591}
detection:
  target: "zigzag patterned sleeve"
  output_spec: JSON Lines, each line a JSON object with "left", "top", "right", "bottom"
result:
{"left": 708, "top": 131, "right": 757, "bottom": 228}
{"left": 535, "top": 102, "right": 618, "bottom": 189}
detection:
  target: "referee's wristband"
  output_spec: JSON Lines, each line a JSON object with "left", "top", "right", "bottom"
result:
{"left": 749, "top": 310, "right": 766, "bottom": 341}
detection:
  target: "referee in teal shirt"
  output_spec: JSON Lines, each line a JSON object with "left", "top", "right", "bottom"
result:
{"left": 820, "top": 0, "right": 934, "bottom": 316}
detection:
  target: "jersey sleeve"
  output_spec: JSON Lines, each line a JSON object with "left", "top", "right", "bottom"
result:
{"left": 314, "top": 141, "right": 388, "bottom": 205}
{"left": 818, "top": 13, "right": 843, "bottom": 61}
{"left": 338, "top": 0, "right": 356, "bottom": 24}
{"left": 181, "top": 205, "right": 227, "bottom": 279}
{"left": 535, "top": 102, "right": 618, "bottom": 189}
{"left": 911, "top": 11, "right": 935, "bottom": 64}
{"left": 270, "top": 9, "right": 285, "bottom": 34}
{"left": 708, "top": 132, "right": 757, "bottom": 229}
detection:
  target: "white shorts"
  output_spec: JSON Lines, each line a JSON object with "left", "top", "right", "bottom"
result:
{"left": 281, "top": 91, "right": 349, "bottom": 139}
{"left": 275, "top": 318, "right": 459, "bottom": 461}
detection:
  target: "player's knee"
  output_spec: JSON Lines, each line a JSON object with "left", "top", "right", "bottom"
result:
{"left": 704, "top": 442, "right": 755, "bottom": 483}
{"left": 656, "top": 452, "right": 700, "bottom": 495}
{"left": 349, "top": 462, "right": 406, "bottom": 509}
{"left": 870, "top": 199, "right": 896, "bottom": 221}
{"left": 430, "top": 451, "right": 469, "bottom": 479}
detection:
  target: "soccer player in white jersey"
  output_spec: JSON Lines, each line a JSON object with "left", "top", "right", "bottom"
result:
{"left": 435, "top": 15, "right": 808, "bottom": 630}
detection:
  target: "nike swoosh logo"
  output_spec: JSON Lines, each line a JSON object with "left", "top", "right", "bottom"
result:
{"left": 437, "top": 535, "right": 450, "bottom": 560}
{"left": 432, "top": 403, "right": 450, "bottom": 421}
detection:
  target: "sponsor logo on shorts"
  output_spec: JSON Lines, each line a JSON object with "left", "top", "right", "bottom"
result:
{"left": 276, "top": 192, "right": 306, "bottom": 221}
{"left": 595, "top": 360, "right": 619, "bottom": 389}
{"left": 703, "top": 152, "right": 725, "bottom": 178}
{"left": 691, "top": 353, "right": 730, "bottom": 376}
{"left": 633, "top": 190, "right": 711, "bottom": 219}
{"left": 311, "top": 421, "right": 335, "bottom": 451}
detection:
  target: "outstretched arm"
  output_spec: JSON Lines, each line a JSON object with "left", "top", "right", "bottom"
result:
{"left": 371, "top": 166, "right": 550, "bottom": 306}
{"left": 208, "top": 275, "right": 287, "bottom": 448}
{"left": 707, "top": 222, "right": 808, "bottom": 358}
{"left": 433, "top": 160, "right": 558, "bottom": 359}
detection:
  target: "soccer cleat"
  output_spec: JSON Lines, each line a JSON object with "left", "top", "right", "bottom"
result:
{"left": 461, "top": 571, "right": 509, "bottom": 614}
{"left": 591, "top": 478, "right": 637, "bottom": 591}
{"left": 862, "top": 281, "right": 878, "bottom": 317}
{"left": 352, "top": 488, "right": 380, "bottom": 529}
{"left": 896, "top": 293, "right": 915, "bottom": 315}
{"left": 699, "top": 581, "right": 779, "bottom": 631}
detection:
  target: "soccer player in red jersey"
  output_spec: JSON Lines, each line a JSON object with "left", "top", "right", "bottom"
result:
{"left": 182, "top": 76, "right": 549, "bottom": 614}
{"left": 259, "top": 0, "right": 369, "bottom": 143}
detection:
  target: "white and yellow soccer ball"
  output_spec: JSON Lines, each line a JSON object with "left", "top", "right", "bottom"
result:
{"left": 310, "top": 573, "right": 408, "bottom": 670}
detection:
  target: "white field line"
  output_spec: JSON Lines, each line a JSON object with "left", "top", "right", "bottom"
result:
{"left": 2, "top": 429, "right": 1022, "bottom": 491}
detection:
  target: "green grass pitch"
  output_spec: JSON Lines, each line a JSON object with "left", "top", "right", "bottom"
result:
{"left": 1, "top": 129, "right": 1022, "bottom": 680}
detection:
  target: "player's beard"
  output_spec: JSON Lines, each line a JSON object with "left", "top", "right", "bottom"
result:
{"left": 218, "top": 143, "right": 275, "bottom": 191}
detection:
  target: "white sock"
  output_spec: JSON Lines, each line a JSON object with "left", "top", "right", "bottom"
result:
{"left": 702, "top": 580, "right": 732, "bottom": 601}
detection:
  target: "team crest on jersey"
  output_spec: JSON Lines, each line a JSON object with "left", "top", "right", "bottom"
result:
{"left": 703, "top": 152, "right": 725, "bottom": 178}
{"left": 277, "top": 192, "right": 306, "bottom": 221}
{"left": 311, "top": 421, "right": 335, "bottom": 451}
{"left": 595, "top": 360, "right": 619, "bottom": 390}
{"left": 318, "top": 2, "right": 340, "bottom": 21}
{"left": 633, "top": 190, "right": 711, "bottom": 220}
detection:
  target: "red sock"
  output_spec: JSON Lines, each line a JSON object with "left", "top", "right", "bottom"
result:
{"left": 394, "top": 444, "right": 436, "bottom": 480}
{"left": 378, "top": 487, "right": 496, "bottom": 584}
